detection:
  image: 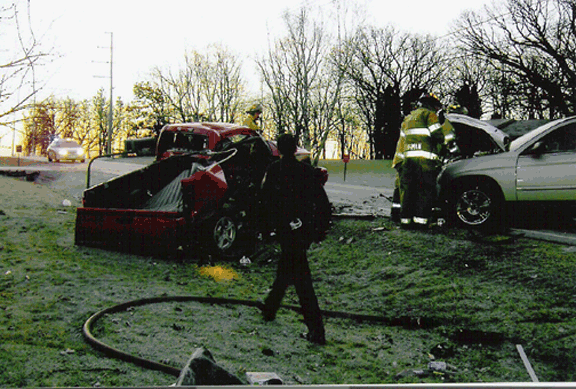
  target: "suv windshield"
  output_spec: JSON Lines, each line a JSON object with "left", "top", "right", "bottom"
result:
{"left": 54, "top": 140, "right": 80, "bottom": 148}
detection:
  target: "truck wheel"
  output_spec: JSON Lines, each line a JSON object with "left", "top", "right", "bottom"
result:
{"left": 209, "top": 214, "right": 238, "bottom": 256}
{"left": 202, "top": 210, "right": 258, "bottom": 260}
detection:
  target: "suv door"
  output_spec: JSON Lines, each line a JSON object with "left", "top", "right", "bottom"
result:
{"left": 516, "top": 122, "right": 576, "bottom": 201}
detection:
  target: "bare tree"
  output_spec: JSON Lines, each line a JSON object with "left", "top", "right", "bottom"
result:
{"left": 442, "top": 49, "right": 492, "bottom": 118}
{"left": 22, "top": 97, "right": 56, "bottom": 155}
{"left": 58, "top": 97, "right": 79, "bottom": 138}
{"left": 203, "top": 44, "right": 244, "bottom": 123}
{"left": 145, "top": 46, "right": 245, "bottom": 124}
{"left": 151, "top": 64, "right": 195, "bottom": 123}
{"left": 0, "top": 2, "right": 49, "bottom": 127}
{"left": 341, "top": 26, "right": 447, "bottom": 158}
{"left": 256, "top": 42, "right": 291, "bottom": 135}
{"left": 256, "top": 5, "right": 351, "bottom": 163}
{"left": 455, "top": 0, "right": 576, "bottom": 118}
{"left": 74, "top": 99, "right": 100, "bottom": 156}
{"left": 133, "top": 81, "right": 171, "bottom": 131}
{"left": 92, "top": 88, "right": 109, "bottom": 155}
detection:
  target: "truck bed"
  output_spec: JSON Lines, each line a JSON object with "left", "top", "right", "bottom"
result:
{"left": 76, "top": 155, "right": 210, "bottom": 255}
{"left": 82, "top": 155, "right": 199, "bottom": 211}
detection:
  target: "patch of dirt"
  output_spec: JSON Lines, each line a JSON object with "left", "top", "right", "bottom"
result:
{"left": 332, "top": 193, "right": 393, "bottom": 217}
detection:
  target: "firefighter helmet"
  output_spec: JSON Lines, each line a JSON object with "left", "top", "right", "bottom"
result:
{"left": 418, "top": 93, "right": 443, "bottom": 110}
{"left": 447, "top": 103, "right": 469, "bottom": 115}
{"left": 246, "top": 103, "right": 263, "bottom": 114}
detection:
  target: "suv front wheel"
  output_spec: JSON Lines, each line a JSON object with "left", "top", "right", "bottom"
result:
{"left": 452, "top": 180, "right": 504, "bottom": 232}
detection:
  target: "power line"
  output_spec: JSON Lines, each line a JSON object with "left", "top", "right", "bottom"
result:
{"left": 435, "top": 10, "right": 513, "bottom": 42}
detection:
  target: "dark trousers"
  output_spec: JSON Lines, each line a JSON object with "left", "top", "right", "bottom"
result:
{"left": 398, "top": 158, "right": 438, "bottom": 225}
{"left": 391, "top": 171, "right": 401, "bottom": 223}
{"left": 263, "top": 229, "right": 325, "bottom": 336}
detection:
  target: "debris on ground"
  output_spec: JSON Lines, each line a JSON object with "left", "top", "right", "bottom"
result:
{"left": 395, "top": 361, "right": 458, "bottom": 380}
{"left": 246, "top": 372, "right": 283, "bottom": 385}
{"left": 175, "top": 347, "right": 244, "bottom": 386}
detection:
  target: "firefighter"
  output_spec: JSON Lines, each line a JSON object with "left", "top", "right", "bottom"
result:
{"left": 243, "top": 104, "right": 263, "bottom": 132}
{"left": 392, "top": 93, "right": 459, "bottom": 229}
{"left": 259, "top": 133, "right": 329, "bottom": 345}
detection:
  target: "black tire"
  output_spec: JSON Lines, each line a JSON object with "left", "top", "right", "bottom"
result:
{"left": 451, "top": 180, "right": 504, "bottom": 232}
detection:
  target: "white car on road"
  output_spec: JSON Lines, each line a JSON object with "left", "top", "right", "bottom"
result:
{"left": 47, "top": 138, "right": 86, "bottom": 163}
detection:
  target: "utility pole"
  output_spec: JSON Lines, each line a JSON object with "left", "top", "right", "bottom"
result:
{"left": 95, "top": 32, "right": 114, "bottom": 155}
{"left": 106, "top": 32, "right": 114, "bottom": 155}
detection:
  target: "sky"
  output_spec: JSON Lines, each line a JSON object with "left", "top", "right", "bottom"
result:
{"left": 0, "top": 0, "right": 496, "bottom": 106}
{"left": 16, "top": 0, "right": 492, "bottom": 105}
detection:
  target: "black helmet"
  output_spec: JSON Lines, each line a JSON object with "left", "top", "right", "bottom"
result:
{"left": 418, "top": 92, "right": 442, "bottom": 110}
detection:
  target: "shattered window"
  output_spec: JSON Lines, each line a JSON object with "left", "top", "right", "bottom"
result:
{"left": 157, "top": 131, "right": 209, "bottom": 155}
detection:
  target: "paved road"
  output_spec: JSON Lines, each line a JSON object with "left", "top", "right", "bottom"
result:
{"left": 0, "top": 155, "right": 151, "bottom": 203}
{"left": 2, "top": 155, "right": 576, "bottom": 246}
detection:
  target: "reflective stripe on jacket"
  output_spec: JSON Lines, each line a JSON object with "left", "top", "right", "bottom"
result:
{"left": 392, "top": 107, "right": 459, "bottom": 167}
{"left": 392, "top": 107, "right": 446, "bottom": 170}
{"left": 441, "top": 120, "right": 459, "bottom": 156}
{"left": 392, "top": 130, "right": 405, "bottom": 168}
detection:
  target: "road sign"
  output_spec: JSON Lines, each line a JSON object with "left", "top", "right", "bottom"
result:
{"left": 342, "top": 154, "right": 350, "bottom": 181}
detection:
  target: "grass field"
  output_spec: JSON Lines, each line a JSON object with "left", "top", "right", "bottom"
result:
{"left": 2, "top": 173, "right": 576, "bottom": 386}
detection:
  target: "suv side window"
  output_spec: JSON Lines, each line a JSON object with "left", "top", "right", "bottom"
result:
{"left": 539, "top": 124, "right": 576, "bottom": 153}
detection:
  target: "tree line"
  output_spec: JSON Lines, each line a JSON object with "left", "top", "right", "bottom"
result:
{"left": 4, "top": 0, "right": 575, "bottom": 160}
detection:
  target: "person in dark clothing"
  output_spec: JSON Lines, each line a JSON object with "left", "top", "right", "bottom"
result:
{"left": 259, "top": 133, "right": 329, "bottom": 345}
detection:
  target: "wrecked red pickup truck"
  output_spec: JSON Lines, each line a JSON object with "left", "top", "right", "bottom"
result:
{"left": 75, "top": 124, "right": 328, "bottom": 259}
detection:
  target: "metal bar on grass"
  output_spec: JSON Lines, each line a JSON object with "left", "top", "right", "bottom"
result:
{"left": 516, "top": 344, "right": 539, "bottom": 382}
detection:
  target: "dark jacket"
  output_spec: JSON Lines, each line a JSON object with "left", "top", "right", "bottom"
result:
{"left": 260, "top": 156, "right": 331, "bottom": 241}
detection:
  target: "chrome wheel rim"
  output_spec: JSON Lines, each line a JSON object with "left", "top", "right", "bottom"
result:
{"left": 213, "top": 216, "right": 236, "bottom": 250}
{"left": 456, "top": 189, "right": 492, "bottom": 226}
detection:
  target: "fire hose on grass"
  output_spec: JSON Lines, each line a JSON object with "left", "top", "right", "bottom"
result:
{"left": 82, "top": 295, "right": 435, "bottom": 378}
{"left": 82, "top": 294, "right": 541, "bottom": 382}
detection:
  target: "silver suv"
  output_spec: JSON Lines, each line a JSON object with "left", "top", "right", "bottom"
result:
{"left": 438, "top": 116, "right": 576, "bottom": 230}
